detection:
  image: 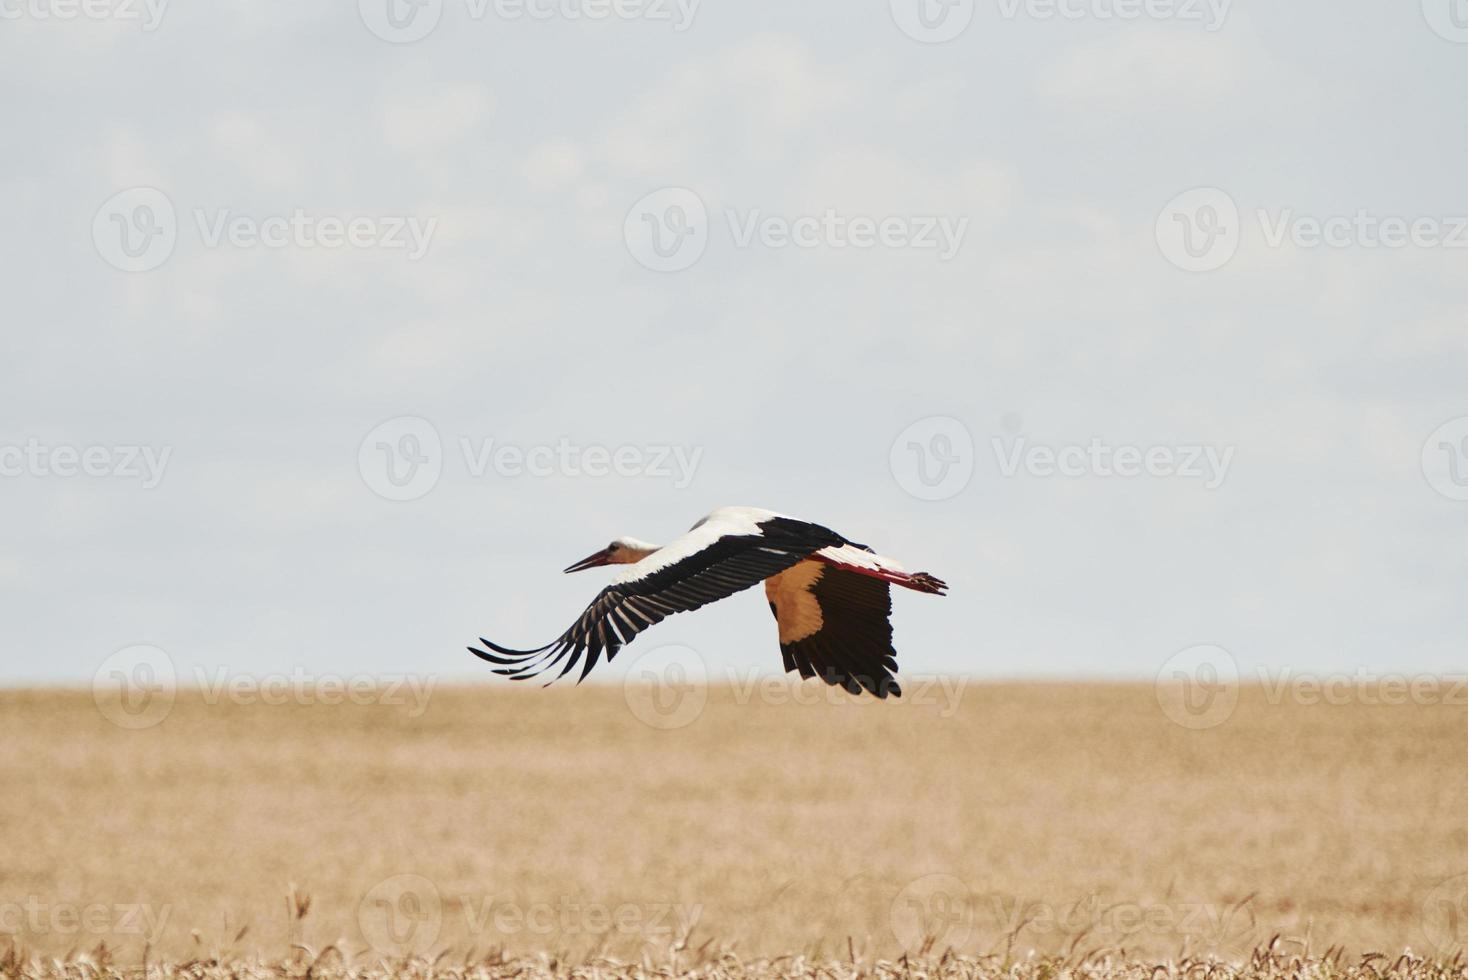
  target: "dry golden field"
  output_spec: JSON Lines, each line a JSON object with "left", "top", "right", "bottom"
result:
{"left": 3, "top": 681, "right": 1467, "bottom": 976}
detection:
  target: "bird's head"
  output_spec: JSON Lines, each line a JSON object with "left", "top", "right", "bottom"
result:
{"left": 564, "top": 536, "right": 660, "bottom": 573}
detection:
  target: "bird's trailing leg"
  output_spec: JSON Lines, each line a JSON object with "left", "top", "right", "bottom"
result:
{"left": 810, "top": 548, "right": 948, "bottom": 595}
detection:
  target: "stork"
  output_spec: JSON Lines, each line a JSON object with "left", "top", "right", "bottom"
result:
{"left": 468, "top": 506, "right": 947, "bottom": 699}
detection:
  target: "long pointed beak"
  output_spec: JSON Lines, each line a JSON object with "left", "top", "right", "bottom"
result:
{"left": 564, "top": 547, "right": 614, "bottom": 574}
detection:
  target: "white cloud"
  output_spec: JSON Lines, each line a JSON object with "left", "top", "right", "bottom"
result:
{"left": 208, "top": 113, "right": 303, "bottom": 191}
{"left": 1037, "top": 30, "right": 1263, "bottom": 116}
{"left": 377, "top": 80, "right": 494, "bottom": 154}
{"left": 599, "top": 35, "right": 855, "bottom": 174}
{"left": 522, "top": 140, "right": 586, "bottom": 192}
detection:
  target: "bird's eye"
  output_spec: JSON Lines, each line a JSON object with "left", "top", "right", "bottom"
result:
{"left": 607, "top": 542, "right": 619, "bottom": 551}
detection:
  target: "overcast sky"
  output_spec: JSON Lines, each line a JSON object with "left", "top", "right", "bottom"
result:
{"left": 3, "top": 0, "right": 1467, "bottom": 692}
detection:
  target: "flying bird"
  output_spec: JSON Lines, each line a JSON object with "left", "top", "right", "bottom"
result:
{"left": 468, "top": 506, "right": 947, "bottom": 698}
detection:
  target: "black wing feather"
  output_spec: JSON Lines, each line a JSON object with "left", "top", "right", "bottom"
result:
{"left": 771, "top": 565, "right": 903, "bottom": 699}
{"left": 469, "top": 517, "right": 846, "bottom": 684}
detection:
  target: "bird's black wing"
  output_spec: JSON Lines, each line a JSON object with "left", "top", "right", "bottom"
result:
{"left": 765, "top": 562, "right": 902, "bottom": 699}
{"left": 469, "top": 517, "right": 846, "bottom": 684}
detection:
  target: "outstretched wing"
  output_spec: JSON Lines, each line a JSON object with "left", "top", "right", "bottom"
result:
{"left": 764, "top": 560, "right": 902, "bottom": 699}
{"left": 469, "top": 513, "right": 846, "bottom": 684}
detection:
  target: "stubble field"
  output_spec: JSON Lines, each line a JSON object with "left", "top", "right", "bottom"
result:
{"left": 3, "top": 680, "right": 1467, "bottom": 978}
